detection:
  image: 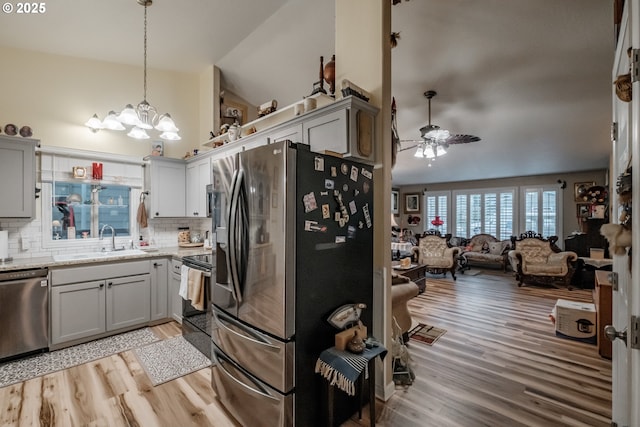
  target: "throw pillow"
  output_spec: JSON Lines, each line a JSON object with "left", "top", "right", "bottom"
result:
{"left": 481, "top": 242, "right": 490, "bottom": 253}
{"left": 488, "top": 241, "right": 506, "bottom": 255}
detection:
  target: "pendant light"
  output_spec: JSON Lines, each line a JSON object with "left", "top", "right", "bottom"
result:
{"left": 84, "top": 0, "right": 180, "bottom": 140}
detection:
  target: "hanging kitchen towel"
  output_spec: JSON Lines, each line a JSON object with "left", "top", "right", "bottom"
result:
{"left": 179, "top": 265, "right": 189, "bottom": 299}
{"left": 137, "top": 198, "right": 148, "bottom": 228}
{"left": 187, "top": 268, "right": 205, "bottom": 310}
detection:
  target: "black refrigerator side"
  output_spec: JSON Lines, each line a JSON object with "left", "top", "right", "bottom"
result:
{"left": 293, "top": 144, "right": 374, "bottom": 427}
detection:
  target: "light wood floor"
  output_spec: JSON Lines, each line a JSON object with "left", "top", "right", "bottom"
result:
{"left": 0, "top": 270, "right": 611, "bottom": 427}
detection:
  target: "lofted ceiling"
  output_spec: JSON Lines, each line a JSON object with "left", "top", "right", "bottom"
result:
{"left": 0, "top": 0, "right": 614, "bottom": 186}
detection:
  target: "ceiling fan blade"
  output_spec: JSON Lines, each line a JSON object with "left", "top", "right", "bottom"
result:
{"left": 445, "top": 134, "right": 481, "bottom": 144}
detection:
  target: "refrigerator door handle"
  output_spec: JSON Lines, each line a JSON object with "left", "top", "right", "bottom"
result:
{"left": 227, "top": 168, "right": 243, "bottom": 304}
{"left": 214, "top": 349, "right": 280, "bottom": 401}
{"left": 214, "top": 308, "right": 281, "bottom": 351}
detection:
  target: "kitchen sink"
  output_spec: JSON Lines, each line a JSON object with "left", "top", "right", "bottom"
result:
{"left": 53, "top": 249, "right": 147, "bottom": 262}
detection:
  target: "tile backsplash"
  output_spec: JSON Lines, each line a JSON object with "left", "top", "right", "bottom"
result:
{"left": 0, "top": 217, "right": 210, "bottom": 260}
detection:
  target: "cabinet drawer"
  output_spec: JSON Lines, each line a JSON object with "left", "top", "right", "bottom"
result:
{"left": 51, "top": 260, "right": 150, "bottom": 286}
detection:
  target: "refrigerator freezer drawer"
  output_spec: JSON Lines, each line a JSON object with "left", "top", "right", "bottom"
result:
{"left": 212, "top": 305, "right": 294, "bottom": 393}
{"left": 211, "top": 343, "right": 293, "bottom": 427}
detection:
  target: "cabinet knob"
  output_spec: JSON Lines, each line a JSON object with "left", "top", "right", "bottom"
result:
{"left": 153, "top": 262, "right": 163, "bottom": 267}
{"left": 99, "top": 283, "right": 104, "bottom": 288}
{"left": 107, "top": 282, "right": 113, "bottom": 288}
{"left": 155, "top": 212, "right": 160, "bottom": 216}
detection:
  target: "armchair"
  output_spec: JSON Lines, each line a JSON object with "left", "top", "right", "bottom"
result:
{"left": 508, "top": 232, "right": 578, "bottom": 288}
{"left": 412, "top": 233, "right": 460, "bottom": 280}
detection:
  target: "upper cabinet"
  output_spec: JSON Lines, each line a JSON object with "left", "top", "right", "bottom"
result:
{"left": 0, "top": 135, "right": 38, "bottom": 218}
{"left": 204, "top": 95, "right": 379, "bottom": 165}
{"left": 145, "top": 157, "right": 186, "bottom": 218}
{"left": 186, "top": 156, "right": 211, "bottom": 217}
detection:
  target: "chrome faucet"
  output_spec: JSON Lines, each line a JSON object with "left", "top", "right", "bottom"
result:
{"left": 99, "top": 224, "right": 116, "bottom": 252}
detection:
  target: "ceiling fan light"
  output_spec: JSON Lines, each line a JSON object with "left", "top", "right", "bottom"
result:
{"left": 424, "top": 145, "right": 436, "bottom": 159}
{"left": 436, "top": 145, "right": 447, "bottom": 156}
{"left": 102, "top": 111, "right": 126, "bottom": 130}
{"left": 414, "top": 146, "right": 425, "bottom": 158}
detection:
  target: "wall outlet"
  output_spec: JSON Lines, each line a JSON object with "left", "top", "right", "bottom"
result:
{"left": 20, "top": 233, "right": 30, "bottom": 250}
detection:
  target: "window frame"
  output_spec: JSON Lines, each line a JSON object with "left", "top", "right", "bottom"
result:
{"left": 519, "top": 186, "right": 563, "bottom": 239}
{"left": 452, "top": 187, "right": 517, "bottom": 240}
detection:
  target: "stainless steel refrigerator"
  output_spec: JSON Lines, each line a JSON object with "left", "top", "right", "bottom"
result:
{"left": 210, "top": 141, "right": 374, "bottom": 427}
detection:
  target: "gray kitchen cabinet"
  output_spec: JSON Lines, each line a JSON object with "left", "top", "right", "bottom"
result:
{"left": 50, "top": 260, "right": 151, "bottom": 347}
{"left": 170, "top": 258, "right": 183, "bottom": 323}
{"left": 269, "top": 123, "right": 302, "bottom": 144}
{"left": 106, "top": 274, "right": 151, "bottom": 330}
{"left": 51, "top": 280, "right": 106, "bottom": 345}
{"left": 0, "top": 135, "right": 37, "bottom": 218}
{"left": 186, "top": 156, "right": 211, "bottom": 217}
{"left": 150, "top": 258, "right": 169, "bottom": 321}
{"left": 145, "top": 157, "right": 186, "bottom": 218}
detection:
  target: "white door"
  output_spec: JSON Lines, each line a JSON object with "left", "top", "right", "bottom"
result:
{"left": 610, "top": 1, "right": 639, "bottom": 425}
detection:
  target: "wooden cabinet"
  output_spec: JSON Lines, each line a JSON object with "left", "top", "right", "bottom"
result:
{"left": 145, "top": 157, "right": 185, "bottom": 218}
{"left": 186, "top": 156, "right": 211, "bottom": 217}
{"left": 0, "top": 135, "right": 37, "bottom": 218}
{"left": 593, "top": 270, "right": 612, "bottom": 359}
{"left": 150, "top": 258, "right": 169, "bottom": 321}
{"left": 50, "top": 260, "right": 151, "bottom": 347}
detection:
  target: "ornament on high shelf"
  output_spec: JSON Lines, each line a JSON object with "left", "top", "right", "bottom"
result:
{"left": 431, "top": 216, "right": 444, "bottom": 227}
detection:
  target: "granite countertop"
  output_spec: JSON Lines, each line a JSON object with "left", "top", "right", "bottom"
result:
{"left": 0, "top": 246, "right": 212, "bottom": 272}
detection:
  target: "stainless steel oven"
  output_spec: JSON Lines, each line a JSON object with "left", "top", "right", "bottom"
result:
{"left": 181, "top": 254, "right": 214, "bottom": 359}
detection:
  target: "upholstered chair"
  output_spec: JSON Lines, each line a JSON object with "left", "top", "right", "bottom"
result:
{"left": 412, "top": 233, "right": 460, "bottom": 280}
{"left": 391, "top": 273, "right": 420, "bottom": 342}
{"left": 508, "top": 232, "right": 578, "bottom": 288}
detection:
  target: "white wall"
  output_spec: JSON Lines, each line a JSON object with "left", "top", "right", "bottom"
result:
{"left": 0, "top": 46, "right": 201, "bottom": 158}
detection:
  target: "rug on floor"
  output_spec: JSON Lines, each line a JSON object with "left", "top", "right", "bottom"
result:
{"left": 134, "top": 335, "right": 210, "bottom": 386}
{"left": 0, "top": 327, "right": 159, "bottom": 389}
{"left": 465, "top": 269, "right": 482, "bottom": 276}
{"left": 409, "top": 323, "right": 447, "bottom": 346}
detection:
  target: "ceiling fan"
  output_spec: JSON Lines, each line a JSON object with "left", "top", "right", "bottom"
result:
{"left": 399, "top": 90, "right": 481, "bottom": 160}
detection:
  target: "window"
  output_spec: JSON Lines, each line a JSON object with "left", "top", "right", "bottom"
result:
{"left": 51, "top": 182, "right": 131, "bottom": 240}
{"left": 424, "top": 191, "right": 450, "bottom": 235}
{"left": 521, "top": 187, "right": 560, "bottom": 237}
{"left": 453, "top": 188, "right": 516, "bottom": 240}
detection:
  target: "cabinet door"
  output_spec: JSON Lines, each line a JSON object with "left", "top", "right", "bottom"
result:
{"left": 169, "top": 259, "right": 183, "bottom": 323}
{"left": 51, "top": 280, "right": 106, "bottom": 345}
{"left": 186, "top": 157, "right": 211, "bottom": 217}
{"left": 106, "top": 274, "right": 151, "bottom": 331}
{"left": 150, "top": 259, "right": 169, "bottom": 321}
{"left": 149, "top": 159, "right": 185, "bottom": 218}
{"left": 0, "top": 136, "right": 36, "bottom": 218}
{"left": 270, "top": 124, "right": 303, "bottom": 144}
{"left": 302, "top": 109, "right": 348, "bottom": 155}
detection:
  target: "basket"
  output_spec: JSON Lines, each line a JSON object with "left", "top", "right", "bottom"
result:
{"left": 614, "top": 73, "right": 632, "bottom": 102}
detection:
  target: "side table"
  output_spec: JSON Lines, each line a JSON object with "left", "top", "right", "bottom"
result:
{"left": 392, "top": 264, "right": 427, "bottom": 293}
{"left": 315, "top": 344, "right": 388, "bottom": 427}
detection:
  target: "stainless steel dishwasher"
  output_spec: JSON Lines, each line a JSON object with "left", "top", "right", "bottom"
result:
{"left": 0, "top": 267, "right": 49, "bottom": 361}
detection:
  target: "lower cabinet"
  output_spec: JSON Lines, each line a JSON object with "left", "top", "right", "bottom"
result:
{"left": 50, "top": 260, "right": 152, "bottom": 347}
{"left": 150, "top": 258, "right": 169, "bottom": 321}
{"left": 170, "top": 258, "right": 183, "bottom": 323}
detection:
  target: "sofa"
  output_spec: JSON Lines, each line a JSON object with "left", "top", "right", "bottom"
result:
{"left": 457, "top": 234, "right": 511, "bottom": 272}
{"left": 508, "top": 232, "right": 578, "bottom": 288}
{"left": 391, "top": 272, "right": 420, "bottom": 342}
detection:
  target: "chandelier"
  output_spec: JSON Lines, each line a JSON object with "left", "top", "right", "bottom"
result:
{"left": 84, "top": 0, "right": 180, "bottom": 141}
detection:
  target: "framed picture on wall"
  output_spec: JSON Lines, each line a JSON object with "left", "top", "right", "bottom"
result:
{"left": 391, "top": 190, "right": 399, "bottom": 214}
{"left": 405, "top": 193, "right": 420, "bottom": 213}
